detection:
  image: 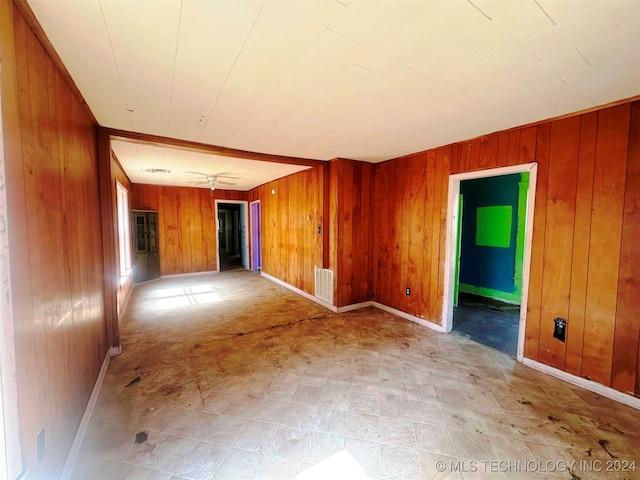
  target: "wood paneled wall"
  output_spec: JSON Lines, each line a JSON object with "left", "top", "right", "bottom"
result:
{"left": 373, "top": 100, "right": 640, "bottom": 397}
{"left": 373, "top": 149, "right": 451, "bottom": 320}
{"left": 329, "top": 159, "right": 374, "bottom": 307}
{"left": 131, "top": 184, "right": 247, "bottom": 275}
{"left": 1, "top": 3, "right": 107, "bottom": 477}
{"left": 248, "top": 168, "right": 324, "bottom": 295}
{"left": 111, "top": 153, "right": 133, "bottom": 318}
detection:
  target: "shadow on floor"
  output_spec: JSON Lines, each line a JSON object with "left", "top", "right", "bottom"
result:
{"left": 452, "top": 292, "right": 520, "bottom": 357}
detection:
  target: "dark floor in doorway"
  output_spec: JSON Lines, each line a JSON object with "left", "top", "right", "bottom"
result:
{"left": 452, "top": 293, "right": 520, "bottom": 357}
{"left": 219, "top": 252, "right": 244, "bottom": 271}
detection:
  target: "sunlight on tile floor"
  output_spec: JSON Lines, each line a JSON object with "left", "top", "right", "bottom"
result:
{"left": 72, "top": 272, "right": 640, "bottom": 480}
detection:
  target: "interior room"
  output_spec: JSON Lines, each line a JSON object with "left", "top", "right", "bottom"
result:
{"left": 1, "top": 1, "right": 639, "bottom": 479}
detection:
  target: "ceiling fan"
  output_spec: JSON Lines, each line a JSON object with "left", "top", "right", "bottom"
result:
{"left": 186, "top": 171, "right": 237, "bottom": 191}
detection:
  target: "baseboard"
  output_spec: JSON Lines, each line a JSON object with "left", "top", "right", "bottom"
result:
{"left": 60, "top": 349, "right": 113, "bottom": 480}
{"left": 261, "top": 272, "right": 337, "bottom": 312}
{"left": 522, "top": 358, "right": 640, "bottom": 411}
{"left": 372, "top": 302, "right": 445, "bottom": 333}
{"left": 337, "top": 301, "right": 374, "bottom": 313}
{"left": 161, "top": 270, "right": 219, "bottom": 279}
{"left": 118, "top": 283, "right": 135, "bottom": 327}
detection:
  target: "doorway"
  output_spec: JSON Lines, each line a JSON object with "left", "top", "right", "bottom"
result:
{"left": 443, "top": 164, "right": 537, "bottom": 361}
{"left": 215, "top": 200, "right": 249, "bottom": 272}
{"left": 250, "top": 201, "right": 261, "bottom": 271}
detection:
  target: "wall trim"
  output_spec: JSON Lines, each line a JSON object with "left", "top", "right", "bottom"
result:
{"left": 261, "top": 272, "right": 337, "bottom": 312}
{"left": 337, "top": 301, "right": 374, "bottom": 313}
{"left": 372, "top": 302, "right": 445, "bottom": 333}
{"left": 118, "top": 282, "right": 135, "bottom": 327}
{"left": 160, "top": 271, "right": 218, "bottom": 279}
{"left": 60, "top": 350, "right": 113, "bottom": 480}
{"left": 522, "top": 358, "right": 640, "bottom": 411}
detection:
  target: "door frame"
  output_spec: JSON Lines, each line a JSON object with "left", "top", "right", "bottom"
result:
{"left": 441, "top": 163, "right": 538, "bottom": 361}
{"left": 249, "top": 200, "right": 262, "bottom": 271}
{"left": 214, "top": 199, "right": 249, "bottom": 272}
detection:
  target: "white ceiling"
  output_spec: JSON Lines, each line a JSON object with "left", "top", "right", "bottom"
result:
{"left": 28, "top": 0, "right": 640, "bottom": 187}
{"left": 111, "top": 140, "right": 310, "bottom": 190}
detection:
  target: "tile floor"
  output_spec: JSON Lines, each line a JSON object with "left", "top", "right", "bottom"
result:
{"left": 72, "top": 272, "right": 640, "bottom": 480}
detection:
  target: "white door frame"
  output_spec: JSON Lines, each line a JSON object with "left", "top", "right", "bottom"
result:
{"left": 441, "top": 163, "right": 538, "bottom": 361}
{"left": 214, "top": 199, "right": 250, "bottom": 272}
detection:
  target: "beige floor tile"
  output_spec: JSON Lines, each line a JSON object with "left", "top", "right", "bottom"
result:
{"left": 254, "top": 454, "right": 301, "bottom": 479}
{"left": 201, "top": 391, "right": 236, "bottom": 415}
{"left": 409, "top": 399, "right": 446, "bottom": 426}
{"left": 418, "top": 451, "right": 464, "bottom": 480}
{"left": 304, "top": 406, "right": 348, "bottom": 435}
{"left": 233, "top": 420, "right": 279, "bottom": 453}
{"left": 448, "top": 429, "right": 497, "bottom": 460}
{"left": 213, "top": 448, "right": 263, "bottom": 479}
{"left": 279, "top": 402, "right": 319, "bottom": 428}
{"left": 292, "top": 384, "right": 323, "bottom": 405}
{"left": 124, "top": 466, "right": 173, "bottom": 480}
{"left": 379, "top": 417, "right": 417, "bottom": 448}
{"left": 267, "top": 425, "right": 311, "bottom": 461}
{"left": 350, "top": 391, "right": 380, "bottom": 416}
{"left": 435, "top": 386, "right": 468, "bottom": 407}
{"left": 138, "top": 434, "right": 198, "bottom": 474}
{"left": 263, "top": 381, "right": 297, "bottom": 401}
{"left": 346, "top": 411, "right": 381, "bottom": 442}
{"left": 172, "top": 442, "right": 228, "bottom": 479}
{"left": 414, "top": 423, "right": 457, "bottom": 457}
{"left": 344, "top": 437, "right": 381, "bottom": 479}
{"left": 303, "top": 431, "right": 346, "bottom": 464}
{"left": 381, "top": 444, "right": 422, "bottom": 480}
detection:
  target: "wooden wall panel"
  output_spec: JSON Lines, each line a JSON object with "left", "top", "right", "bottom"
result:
{"left": 329, "top": 159, "right": 374, "bottom": 307}
{"left": 248, "top": 168, "right": 324, "bottom": 296}
{"left": 2, "top": 4, "right": 107, "bottom": 477}
{"left": 371, "top": 100, "right": 640, "bottom": 398}
{"left": 405, "top": 154, "right": 427, "bottom": 317}
{"left": 582, "top": 104, "right": 630, "bottom": 386}
{"left": 612, "top": 101, "right": 640, "bottom": 395}
{"left": 566, "top": 112, "right": 598, "bottom": 376}
{"left": 523, "top": 123, "right": 549, "bottom": 360}
{"left": 538, "top": 117, "right": 581, "bottom": 370}
{"left": 131, "top": 184, "right": 247, "bottom": 275}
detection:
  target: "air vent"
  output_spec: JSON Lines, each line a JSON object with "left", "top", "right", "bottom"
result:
{"left": 142, "top": 168, "right": 171, "bottom": 174}
{"left": 314, "top": 267, "right": 334, "bottom": 305}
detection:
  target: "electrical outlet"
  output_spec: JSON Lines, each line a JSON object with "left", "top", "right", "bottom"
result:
{"left": 553, "top": 318, "right": 566, "bottom": 342}
{"left": 406, "top": 287, "right": 411, "bottom": 295}
{"left": 37, "top": 429, "right": 45, "bottom": 462}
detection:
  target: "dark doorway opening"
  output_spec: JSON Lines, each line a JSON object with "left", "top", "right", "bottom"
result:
{"left": 452, "top": 172, "right": 529, "bottom": 357}
{"left": 217, "top": 202, "right": 247, "bottom": 272}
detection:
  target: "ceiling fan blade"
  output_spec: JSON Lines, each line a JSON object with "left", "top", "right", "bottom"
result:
{"left": 214, "top": 180, "right": 236, "bottom": 185}
{"left": 212, "top": 172, "right": 239, "bottom": 180}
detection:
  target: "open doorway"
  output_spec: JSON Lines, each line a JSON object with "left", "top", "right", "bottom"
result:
{"left": 215, "top": 200, "right": 249, "bottom": 272}
{"left": 443, "top": 163, "right": 537, "bottom": 361}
